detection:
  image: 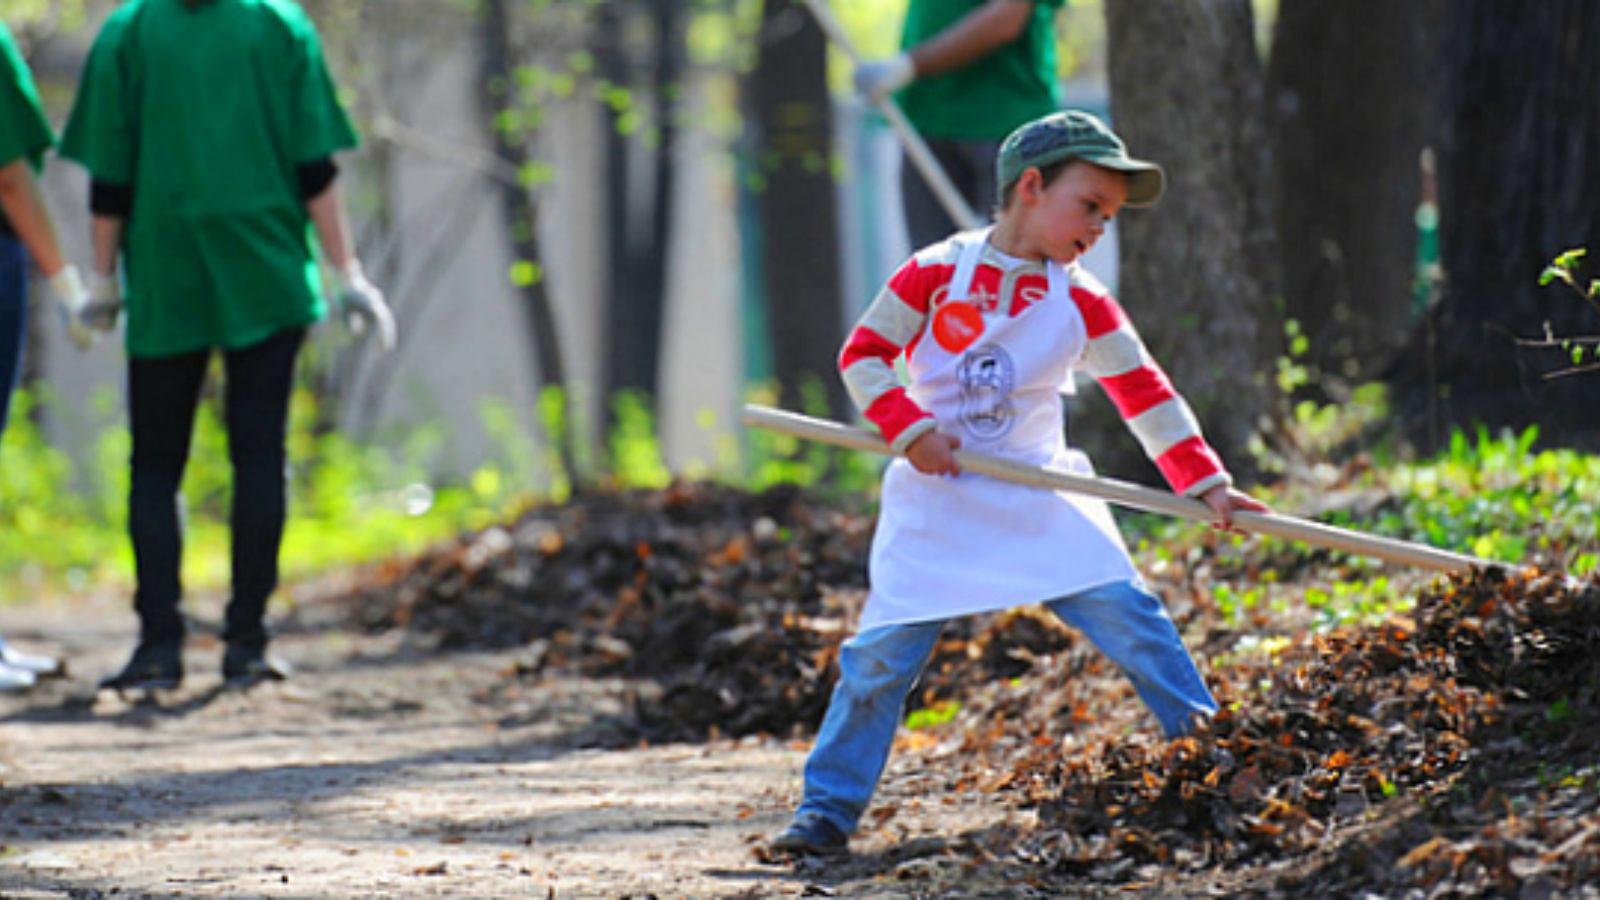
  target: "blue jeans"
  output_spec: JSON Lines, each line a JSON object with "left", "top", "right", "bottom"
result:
{"left": 0, "top": 235, "right": 28, "bottom": 436}
{"left": 794, "top": 579, "right": 1216, "bottom": 835}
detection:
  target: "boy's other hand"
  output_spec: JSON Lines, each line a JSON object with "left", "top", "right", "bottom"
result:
{"left": 906, "top": 430, "right": 962, "bottom": 477}
{"left": 1200, "top": 485, "right": 1270, "bottom": 533}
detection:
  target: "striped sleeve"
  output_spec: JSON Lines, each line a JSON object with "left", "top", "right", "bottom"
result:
{"left": 1072, "top": 285, "right": 1231, "bottom": 497}
{"left": 839, "top": 253, "right": 950, "bottom": 451}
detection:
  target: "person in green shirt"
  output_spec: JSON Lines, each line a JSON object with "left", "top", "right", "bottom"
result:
{"left": 59, "top": 0, "right": 397, "bottom": 692}
{"left": 0, "top": 19, "right": 95, "bottom": 691}
{"left": 854, "top": 0, "right": 1066, "bottom": 249}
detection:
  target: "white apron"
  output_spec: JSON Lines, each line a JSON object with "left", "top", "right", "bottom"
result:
{"left": 859, "top": 229, "right": 1138, "bottom": 630}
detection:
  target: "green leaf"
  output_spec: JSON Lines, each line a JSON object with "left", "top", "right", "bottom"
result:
{"left": 1553, "top": 248, "right": 1587, "bottom": 267}
{"left": 509, "top": 260, "right": 542, "bottom": 287}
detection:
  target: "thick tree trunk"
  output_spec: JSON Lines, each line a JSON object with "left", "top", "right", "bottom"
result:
{"left": 1099, "top": 0, "right": 1280, "bottom": 483}
{"left": 746, "top": 0, "right": 848, "bottom": 418}
{"left": 1267, "top": 0, "right": 1441, "bottom": 387}
{"left": 1392, "top": 0, "right": 1600, "bottom": 451}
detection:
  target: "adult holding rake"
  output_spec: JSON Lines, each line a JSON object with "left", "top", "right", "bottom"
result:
{"left": 854, "top": 0, "right": 1067, "bottom": 248}
{"left": 60, "top": 0, "right": 396, "bottom": 692}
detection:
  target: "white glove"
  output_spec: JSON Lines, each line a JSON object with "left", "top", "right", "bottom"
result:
{"left": 335, "top": 259, "right": 397, "bottom": 352}
{"left": 46, "top": 265, "right": 97, "bottom": 351}
{"left": 82, "top": 271, "right": 124, "bottom": 332}
{"left": 853, "top": 53, "right": 916, "bottom": 103}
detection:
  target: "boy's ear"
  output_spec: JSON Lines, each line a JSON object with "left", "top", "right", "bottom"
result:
{"left": 1017, "top": 167, "right": 1043, "bottom": 202}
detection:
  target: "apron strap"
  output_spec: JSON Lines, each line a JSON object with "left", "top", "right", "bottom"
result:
{"left": 947, "top": 228, "right": 994, "bottom": 303}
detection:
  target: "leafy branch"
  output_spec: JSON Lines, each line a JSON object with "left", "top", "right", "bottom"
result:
{"left": 1518, "top": 248, "right": 1600, "bottom": 378}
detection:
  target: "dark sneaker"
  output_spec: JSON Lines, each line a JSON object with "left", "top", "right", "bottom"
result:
{"left": 100, "top": 642, "right": 184, "bottom": 692}
{"left": 222, "top": 645, "right": 291, "bottom": 688}
{"left": 768, "top": 814, "right": 849, "bottom": 858}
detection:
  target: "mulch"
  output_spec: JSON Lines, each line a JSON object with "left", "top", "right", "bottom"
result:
{"left": 343, "top": 480, "right": 1600, "bottom": 898}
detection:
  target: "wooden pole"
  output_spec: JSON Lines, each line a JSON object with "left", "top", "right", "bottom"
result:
{"left": 742, "top": 405, "right": 1514, "bottom": 577}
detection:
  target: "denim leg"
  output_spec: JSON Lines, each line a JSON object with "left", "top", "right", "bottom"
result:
{"left": 796, "top": 620, "right": 945, "bottom": 834}
{"left": 1045, "top": 580, "right": 1217, "bottom": 737}
{"left": 0, "top": 235, "right": 28, "bottom": 437}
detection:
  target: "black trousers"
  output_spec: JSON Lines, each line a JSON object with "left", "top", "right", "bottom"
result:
{"left": 128, "top": 327, "right": 306, "bottom": 650}
{"left": 899, "top": 137, "right": 1002, "bottom": 251}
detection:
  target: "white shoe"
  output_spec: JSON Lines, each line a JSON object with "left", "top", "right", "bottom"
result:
{"left": 0, "top": 643, "right": 62, "bottom": 677}
{"left": 0, "top": 662, "right": 37, "bottom": 692}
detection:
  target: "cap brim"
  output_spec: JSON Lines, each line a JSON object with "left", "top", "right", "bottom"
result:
{"left": 1085, "top": 156, "right": 1165, "bottom": 207}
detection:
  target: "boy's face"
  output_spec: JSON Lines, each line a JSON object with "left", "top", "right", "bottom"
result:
{"left": 1017, "top": 161, "right": 1129, "bottom": 264}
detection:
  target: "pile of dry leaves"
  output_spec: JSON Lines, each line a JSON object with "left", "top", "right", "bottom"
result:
{"left": 347, "top": 481, "right": 1600, "bottom": 897}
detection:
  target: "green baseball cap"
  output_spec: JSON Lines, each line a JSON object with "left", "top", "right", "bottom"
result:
{"left": 996, "top": 110, "right": 1165, "bottom": 208}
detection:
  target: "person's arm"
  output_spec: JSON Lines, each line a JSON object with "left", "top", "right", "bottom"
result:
{"left": 307, "top": 178, "right": 396, "bottom": 351}
{"left": 0, "top": 158, "right": 66, "bottom": 275}
{"left": 90, "top": 212, "right": 122, "bottom": 282}
{"left": 1074, "top": 286, "right": 1230, "bottom": 496}
{"left": 839, "top": 254, "right": 944, "bottom": 454}
{"left": 305, "top": 178, "right": 353, "bottom": 269}
{"left": 856, "top": 0, "right": 1037, "bottom": 100}
{"left": 1073, "top": 287, "right": 1273, "bottom": 528}
{"left": 0, "top": 158, "right": 98, "bottom": 348}
{"left": 906, "top": 0, "right": 1036, "bottom": 80}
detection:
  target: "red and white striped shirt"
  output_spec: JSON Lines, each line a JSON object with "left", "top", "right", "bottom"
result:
{"left": 839, "top": 239, "right": 1230, "bottom": 497}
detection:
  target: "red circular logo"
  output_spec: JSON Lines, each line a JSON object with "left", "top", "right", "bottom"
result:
{"left": 932, "top": 302, "right": 984, "bottom": 353}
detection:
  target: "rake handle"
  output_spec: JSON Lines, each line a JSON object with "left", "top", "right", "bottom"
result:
{"left": 742, "top": 404, "right": 1508, "bottom": 577}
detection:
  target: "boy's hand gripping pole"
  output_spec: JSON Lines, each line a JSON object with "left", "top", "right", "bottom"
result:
{"left": 798, "top": 0, "right": 984, "bottom": 231}
{"left": 742, "top": 404, "right": 1517, "bottom": 578}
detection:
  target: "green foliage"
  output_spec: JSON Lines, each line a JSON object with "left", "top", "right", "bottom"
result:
{"left": 608, "top": 391, "right": 672, "bottom": 490}
{"left": 739, "top": 383, "right": 882, "bottom": 498}
{"left": 0, "top": 386, "right": 531, "bottom": 601}
{"left": 4, "top": 1, "right": 89, "bottom": 34}
{"left": 1360, "top": 425, "right": 1598, "bottom": 567}
{"left": 1539, "top": 248, "right": 1597, "bottom": 297}
{"left": 1275, "top": 318, "right": 1311, "bottom": 394}
{"left": 905, "top": 699, "right": 961, "bottom": 731}
{"left": 1535, "top": 247, "right": 1600, "bottom": 375}
{"left": 1132, "top": 392, "right": 1599, "bottom": 634}
{"left": 2, "top": 374, "right": 893, "bottom": 604}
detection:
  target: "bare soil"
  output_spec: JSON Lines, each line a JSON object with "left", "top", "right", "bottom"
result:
{"left": 0, "top": 585, "right": 1023, "bottom": 900}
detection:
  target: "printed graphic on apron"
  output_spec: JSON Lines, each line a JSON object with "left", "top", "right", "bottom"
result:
{"left": 957, "top": 346, "right": 1016, "bottom": 440}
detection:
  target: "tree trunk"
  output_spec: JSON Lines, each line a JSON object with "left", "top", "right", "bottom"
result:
{"left": 479, "top": 0, "right": 579, "bottom": 480}
{"left": 1099, "top": 0, "right": 1280, "bottom": 483}
{"left": 1267, "top": 0, "right": 1441, "bottom": 388}
{"left": 643, "top": 0, "right": 684, "bottom": 399}
{"left": 597, "top": 0, "right": 678, "bottom": 436}
{"left": 1392, "top": 0, "right": 1600, "bottom": 451}
{"left": 746, "top": 0, "right": 848, "bottom": 418}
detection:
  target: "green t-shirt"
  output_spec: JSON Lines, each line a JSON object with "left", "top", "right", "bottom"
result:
{"left": 0, "top": 22, "right": 58, "bottom": 231}
{"left": 897, "top": 0, "right": 1065, "bottom": 141}
{"left": 59, "top": 0, "right": 359, "bottom": 357}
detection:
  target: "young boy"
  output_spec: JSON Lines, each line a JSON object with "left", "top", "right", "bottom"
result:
{"left": 768, "top": 110, "right": 1267, "bottom": 858}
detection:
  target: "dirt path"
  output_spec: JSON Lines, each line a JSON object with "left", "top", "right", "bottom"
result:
{"left": 0, "top": 588, "right": 1022, "bottom": 899}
